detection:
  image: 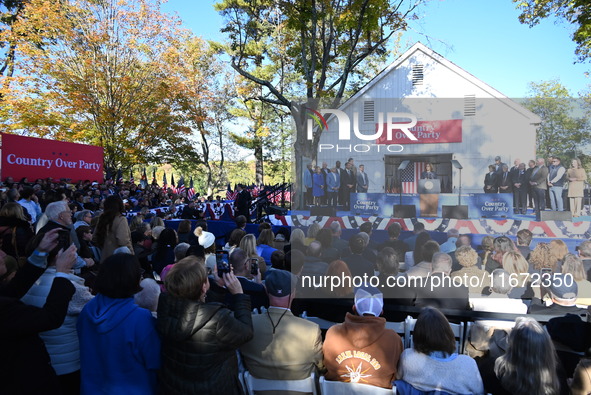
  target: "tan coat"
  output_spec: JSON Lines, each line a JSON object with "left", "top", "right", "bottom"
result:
{"left": 240, "top": 307, "right": 324, "bottom": 386}
{"left": 323, "top": 313, "right": 403, "bottom": 389}
{"left": 98, "top": 215, "right": 133, "bottom": 263}
{"left": 568, "top": 168, "right": 587, "bottom": 197}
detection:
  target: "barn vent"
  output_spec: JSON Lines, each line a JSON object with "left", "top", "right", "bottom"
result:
{"left": 464, "top": 95, "right": 476, "bottom": 117}
{"left": 412, "top": 64, "right": 424, "bottom": 86}
{"left": 363, "top": 100, "right": 375, "bottom": 122}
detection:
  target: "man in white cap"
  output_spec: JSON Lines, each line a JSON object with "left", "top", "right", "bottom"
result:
{"left": 528, "top": 274, "right": 587, "bottom": 316}
{"left": 240, "top": 269, "right": 324, "bottom": 381}
{"left": 322, "top": 287, "right": 403, "bottom": 389}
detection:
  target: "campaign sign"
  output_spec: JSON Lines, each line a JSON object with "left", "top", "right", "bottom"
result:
{"left": 1, "top": 133, "right": 104, "bottom": 182}
{"left": 351, "top": 193, "right": 514, "bottom": 218}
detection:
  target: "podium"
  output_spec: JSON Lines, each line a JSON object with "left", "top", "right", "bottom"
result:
{"left": 419, "top": 179, "right": 440, "bottom": 217}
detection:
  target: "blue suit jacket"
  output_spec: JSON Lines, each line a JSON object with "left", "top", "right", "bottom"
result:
{"left": 326, "top": 172, "right": 340, "bottom": 192}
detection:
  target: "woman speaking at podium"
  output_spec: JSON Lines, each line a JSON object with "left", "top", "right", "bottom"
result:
{"left": 421, "top": 163, "right": 437, "bottom": 180}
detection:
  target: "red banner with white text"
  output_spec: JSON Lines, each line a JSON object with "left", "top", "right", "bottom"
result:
{"left": 1, "top": 133, "right": 104, "bottom": 182}
{"left": 376, "top": 119, "right": 462, "bottom": 144}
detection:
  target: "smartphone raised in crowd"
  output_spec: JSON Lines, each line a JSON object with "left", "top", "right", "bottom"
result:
{"left": 250, "top": 258, "right": 259, "bottom": 276}
{"left": 216, "top": 250, "right": 231, "bottom": 275}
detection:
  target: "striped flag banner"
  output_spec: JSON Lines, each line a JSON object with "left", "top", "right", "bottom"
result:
{"left": 400, "top": 162, "right": 427, "bottom": 194}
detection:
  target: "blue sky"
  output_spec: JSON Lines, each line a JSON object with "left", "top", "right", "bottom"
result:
{"left": 162, "top": 0, "right": 589, "bottom": 98}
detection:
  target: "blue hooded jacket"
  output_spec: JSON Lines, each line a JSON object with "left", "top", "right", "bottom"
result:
{"left": 77, "top": 294, "right": 161, "bottom": 394}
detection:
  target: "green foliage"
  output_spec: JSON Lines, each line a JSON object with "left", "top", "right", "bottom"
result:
{"left": 514, "top": 0, "right": 591, "bottom": 62}
{"left": 215, "top": 0, "right": 423, "bottom": 207}
{"left": 524, "top": 79, "right": 591, "bottom": 159}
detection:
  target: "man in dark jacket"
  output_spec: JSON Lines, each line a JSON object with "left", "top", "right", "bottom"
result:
{"left": 228, "top": 248, "right": 268, "bottom": 311}
{"left": 234, "top": 184, "right": 252, "bottom": 221}
{"left": 156, "top": 256, "right": 253, "bottom": 395}
{"left": 0, "top": 229, "right": 77, "bottom": 395}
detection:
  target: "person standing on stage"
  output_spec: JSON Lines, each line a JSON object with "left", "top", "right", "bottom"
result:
{"left": 356, "top": 164, "right": 369, "bottom": 193}
{"left": 529, "top": 158, "right": 549, "bottom": 221}
{"left": 498, "top": 165, "right": 512, "bottom": 194}
{"left": 526, "top": 159, "right": 536, "bottom": 208}
{"left": 327, "top": 167, "right": 340, "bottom": 207}
{"left": 512, "top": 162, "right": 528, "bottom": 214}
{"left": 312, "top": 166, "right": 325, "bottom": 206}
{"left": 567, "top": 158, "right": 588, "bottom": 217}
{"left": 235, "top": 184, "right": 252, "bottom": 221}
{"left": 341, "top": 162, "right": 355, "bottom": 210}
{"left": 547, "top": 156, "right": 567, "bottom": 212}
{"left": 494, "top": 156, "right": 506, "bottom": 176}
{"left": 347, "top": 157, "right": 357, "bottom": 177}
{"left": 303, "top": 163, "right": 313, "bottom": 206}
{"left": 421, "top": 163, "right": 437, "bottom": 180}
{"left": 484, "top": 165, "right": 498, "bottom": 193}
{"left": 509, "top": 159, "right": 521, "bottom": 212}
{"left": 334, "top": 161, "right": 343, "bottom": 206}
{"left": 321, "top": 162, "right": 330, "bottom": 204}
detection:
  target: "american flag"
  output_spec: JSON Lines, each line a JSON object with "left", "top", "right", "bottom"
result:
{"left": 226, "top": 184, "right": 238, "bottom": 200}
{"left": 162, "top": 173, "right": 168, "bottom": 190}
{"left": 129, "top": 171, "right": 135, "bottom": 184}
{"left": 170, "top": 174, "right": 177, "bottom": 193}
{"left": 177, "top": 176, "right": 186, "bottom": 195}
{"left": 400, "top": 162, "right": 427, "bottom": 194}
{"left": 187, "top": 177, "right": 196, "bottom": 200}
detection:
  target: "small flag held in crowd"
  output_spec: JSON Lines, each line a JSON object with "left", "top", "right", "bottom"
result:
{"left": 170, "top": 174, "right": 177, "bottom": 193}
{"left": 141, "top": 168, "right": 148, "bottom": 188}
{"left": 177, "top": 176, "right": 186, "bottom": 195}
{"left": 187, "top": 177, "right": 195, "bottom": 200}
{"left": 162, "top": 173, "right": 168, "bottom": 189}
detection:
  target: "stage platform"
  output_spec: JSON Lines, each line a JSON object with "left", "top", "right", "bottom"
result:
{"left": 270, "top": 207, "right": 591, "bottom": 240}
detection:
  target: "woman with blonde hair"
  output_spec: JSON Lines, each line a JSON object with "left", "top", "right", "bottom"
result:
{"left": 239, "top": 234, "right": 266, "bottom": 276}
{"left": 129, "top": 215, "right": 145, "bottom": 232}
{"left": 304, "top": 223, "right": 321, "bottom": 246}
{"left": 567, "top": 158, "right": 587, "bottom": 217}
{"left": 285, "top": 228, "right": 305, "bottom": 253}
{"left": 548, "top": 239, "right": 568, "bottom": 269}
{"left": 562, "top": 253, "right": 591, "bottom": 305}
{"left": 256, "top": 228, "right": 277, "bottom": 266}
{"left": 529, "top": 242, "right": 554, "bottom": 272}
{"left": 502, "top": 251, "right": 533, "bottom": 299}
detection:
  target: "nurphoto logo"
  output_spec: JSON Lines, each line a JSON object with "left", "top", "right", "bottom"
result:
{"left": 306, "top": 108, "right": 418, "bottom": 153}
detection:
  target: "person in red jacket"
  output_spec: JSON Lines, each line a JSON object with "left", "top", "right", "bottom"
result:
{"left": 322, "top": 287, "right": 403, "bottom": 389}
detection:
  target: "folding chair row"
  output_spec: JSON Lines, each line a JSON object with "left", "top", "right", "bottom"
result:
{"left": 240, "top": 371, "right": 397, "bottom": 394}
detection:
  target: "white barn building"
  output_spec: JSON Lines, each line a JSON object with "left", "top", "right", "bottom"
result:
{"left": 317, "top": 42, "right": 540, "bottom": 194}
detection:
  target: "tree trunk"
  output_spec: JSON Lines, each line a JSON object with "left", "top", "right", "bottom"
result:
{"left": 255, "top": 143, "right": 263, "bottom": 186}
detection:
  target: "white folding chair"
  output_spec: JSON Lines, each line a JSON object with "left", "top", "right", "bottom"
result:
{"left": 319, "top": 376, "right": 396, "bottom": 394}
{"left": 300, "top": 312, "right": 338, "bottom": 330}
{"left": 243, "top": 370, "right": 317, "bottom": 395}
{"left": 405, "top": 316, "right": 464, "bottom": 353}
{"left": 384, "top": 319, "right": 406, "bottom": 347}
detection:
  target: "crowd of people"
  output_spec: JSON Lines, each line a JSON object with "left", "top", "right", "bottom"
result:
{"left": 484, "top": 156, "right": 588, "bottom": 220}
{"left": 2, "top": 177, "right": 591, "bottom": 394}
